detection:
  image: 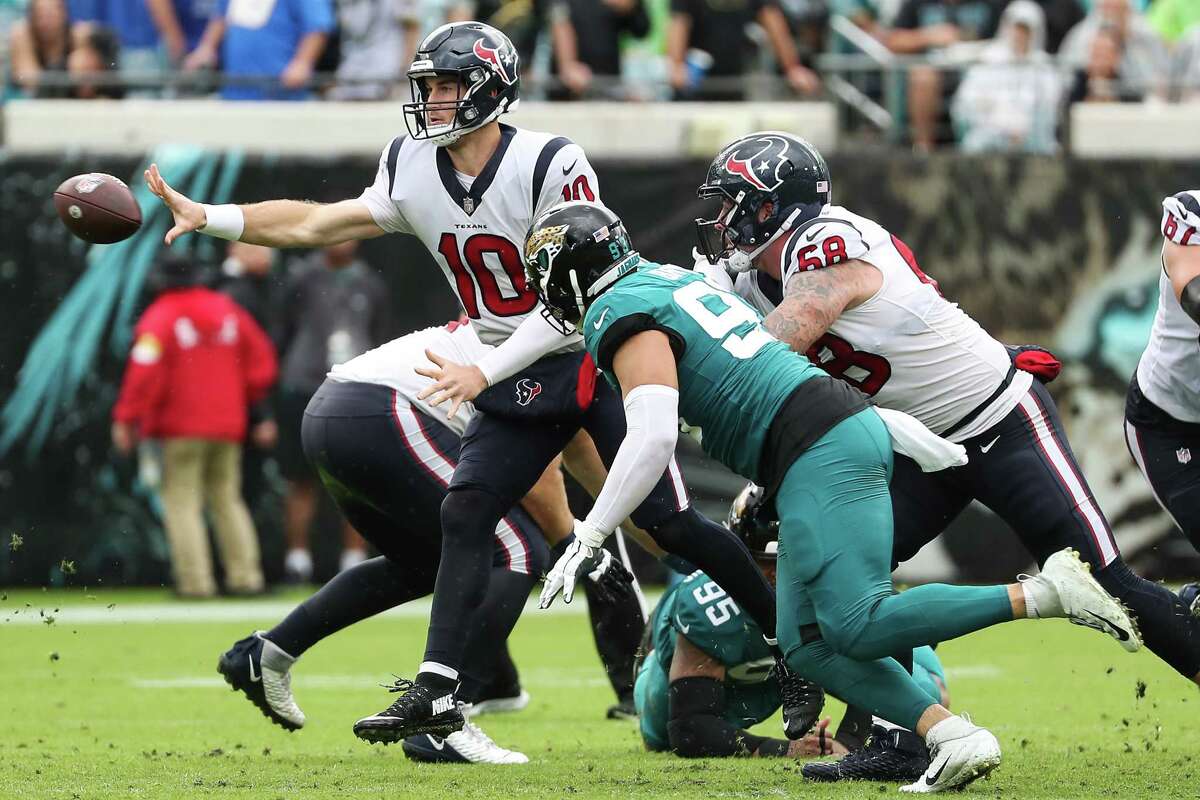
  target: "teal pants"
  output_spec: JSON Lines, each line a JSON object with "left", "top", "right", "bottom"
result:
{"left": 776, "top": 409, "right": 1012, "bottom": 730}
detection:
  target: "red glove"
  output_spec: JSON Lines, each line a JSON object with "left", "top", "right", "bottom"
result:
{"left": 1010, "top": 345, "right": 1062, "bottom": 384}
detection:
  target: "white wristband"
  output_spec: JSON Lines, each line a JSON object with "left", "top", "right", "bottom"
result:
{"left": 199, "top": 204, "right": 245, "bottom": 241}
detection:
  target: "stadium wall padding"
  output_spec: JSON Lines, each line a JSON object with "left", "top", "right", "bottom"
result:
{"left": 1, "top": 153, "right": 1198, "bottom": 586}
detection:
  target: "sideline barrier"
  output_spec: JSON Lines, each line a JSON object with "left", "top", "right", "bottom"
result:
{"left": 1, "top": 99, "right": 839, "bottom": 158}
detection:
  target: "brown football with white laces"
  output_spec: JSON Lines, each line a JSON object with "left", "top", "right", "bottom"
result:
{"left": 54, "top": 172, "right": 142, "bottom": 244}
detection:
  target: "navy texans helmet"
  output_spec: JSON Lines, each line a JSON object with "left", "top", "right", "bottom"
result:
{"left": 726, "top": 483, "right": 779, "bottom": 560}
{"left": 404, "top": 22, "right": 521, "bottom": 146}
{"left": 695, "top": 132, "right": 831, "bottom": 267}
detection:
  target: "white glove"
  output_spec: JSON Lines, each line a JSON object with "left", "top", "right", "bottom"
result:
{"left": 539, "top": 521, "right": 610, "bottom": 608}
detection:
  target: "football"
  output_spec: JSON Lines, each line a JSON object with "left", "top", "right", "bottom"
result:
{"left": 53, "top": 172, "right": 142, "bottom": 244}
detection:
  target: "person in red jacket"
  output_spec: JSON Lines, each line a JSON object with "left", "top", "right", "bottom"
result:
{"left": 112, "top": 254, "right": 278, "bottom": 597}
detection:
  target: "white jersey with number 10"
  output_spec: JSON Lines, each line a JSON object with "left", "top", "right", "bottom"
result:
{"left": 357, "top": 124, "right": 599, "bottom": 349}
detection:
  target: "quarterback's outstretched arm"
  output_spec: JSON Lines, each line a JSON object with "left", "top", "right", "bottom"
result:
{"left": 539, "top": 331, "right": 679, "bottom": 607}
{"left": 762, "top": 259, "right": 880, "bottom": 353}
{"left": 145, "top": 163, "right": 385, "bottom": 247}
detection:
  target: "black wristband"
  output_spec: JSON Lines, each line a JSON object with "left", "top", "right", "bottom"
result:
{"left": 1182, "top": 275, "right": 1200, "bottom": 327}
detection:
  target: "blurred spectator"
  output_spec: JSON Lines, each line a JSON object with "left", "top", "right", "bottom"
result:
{"left": 275, "top": 241, "right": 390, "bottom": 581}
{"left": 667, "top": 0, "right": 820, "bottom": 100}
{"left": 185, "top": 0, "right": 333, "bottom": 100}
{"left": 7, "top": 0, "right": 74, "bottom": 96}
{"left": 1146, "top": 0, "right": 1200, "bottom": 44}
{"left": 1026, "top": 0, "right": 1085, "bottom": 52}
{"left": 112, "top": 254, "right": 277, "bottom": 598}
{"left": 549, "top": 0, "right": 649, "bottom": 99}
{"left": 218, "top": 240, "right": 279, "bottom": 327}
{"left": 1067, "top": 24, "right": 1139, "bottom": 100}
{"left": 952, "top": 1, "right": 1063, "bottom": 152}
{"left": 1167, "top": 23, "right": 1200, "bottom": 101}
{"left": 885, "top": 0, "right": 1004, "bottom": 150}
{"left": 66, "top": 23, "right": 120, "bottom": 96}
{"left": 142, "top": 0, "right": 209, "bottom": 66}
{"left": 1059, "top": 0, "right": 1167, "bottom": 100}
{"left": 328, "top": 0, "right": 419, "bottom": 100}
{"left": 71, "top": 0, "right": 171, "bottom": 92}
{"left": 446, "top": 0, "right": 546, "bottom": 67}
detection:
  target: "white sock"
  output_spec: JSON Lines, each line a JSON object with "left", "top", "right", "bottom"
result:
{"left": 259, "top": 635, "right": 298, "bottom": 672}
{"left": 285, "top": 549, "right": 313, "bottom": 579}
{"left": 1020, "top": 575, "right": 1061, "bottom": 619}
{"left": 339, "top": 548, "right": 367, "bottom": 573}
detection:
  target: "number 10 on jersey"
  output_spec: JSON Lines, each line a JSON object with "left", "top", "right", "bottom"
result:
{"left": 438, "top": 232, "right": 537, "bottom": 319}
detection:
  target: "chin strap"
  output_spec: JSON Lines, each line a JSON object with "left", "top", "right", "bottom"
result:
{"left": 726, "top": 207, "right": 808, "bottom": 274}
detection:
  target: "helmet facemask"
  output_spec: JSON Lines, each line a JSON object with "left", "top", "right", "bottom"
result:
{"left": 695, "top": 188, "right": 792, "bottom": 273}
{"left": 404, "top": 67, "right": 509, "bottom": 146}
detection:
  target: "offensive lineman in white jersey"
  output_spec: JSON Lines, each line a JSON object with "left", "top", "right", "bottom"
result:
{"left": 692, "top": 132, "right": 1200, "bottom": 695}
{"left": 1125, "top": 191, "right": 1200, "bottom": 610}
{"left": 213, "top": 319, "right": 639, "bottom": 763}
{"left": 146, "top": 22, "right": 813, "bottom": 746}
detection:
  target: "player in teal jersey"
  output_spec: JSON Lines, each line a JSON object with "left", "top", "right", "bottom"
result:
{"left": 636, "top": 482, "right": 946, "bottom": 776}
{"left": 525, "top": 201, "right": 1140, "bottom": 793}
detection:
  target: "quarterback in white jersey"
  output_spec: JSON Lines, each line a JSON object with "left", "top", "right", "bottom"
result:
{"left": 1125, "top": 190, "right": 1200, "bottom": 563}
{"left": 694, "top": 132, "right": 1200, "bottom": 687}
{"left": 147, "top": 20, "right": 792, "bottom": 747}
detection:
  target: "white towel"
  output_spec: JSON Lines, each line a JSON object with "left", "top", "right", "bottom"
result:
{"left": 876, "top": 407, "right": 968, "bottom": 472}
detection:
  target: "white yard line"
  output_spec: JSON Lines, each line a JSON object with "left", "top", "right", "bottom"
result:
{"left": 2, "top": 595, "right": 600, "bottom": 626}
{"left": 133, "top": 668, "right": 610, "bottom": 690}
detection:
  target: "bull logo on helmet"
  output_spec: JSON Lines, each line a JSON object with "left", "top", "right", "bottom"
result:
{"left": 473, "top": 37, "right": 515, "bottom": 85}
{"left": 721, "top": 135, "right": 792, "bottom": 193}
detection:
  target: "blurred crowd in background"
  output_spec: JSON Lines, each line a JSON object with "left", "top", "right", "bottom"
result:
{"left": 110, "top": 244, "right": 394, "bottom": 597}
{"left": 1, "top": 0, "right": 1200, "bottom": 149}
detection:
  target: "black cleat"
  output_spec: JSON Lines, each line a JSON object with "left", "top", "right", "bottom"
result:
{"left": 1180, "top": 583, "right": 1200, "bottom": 618}
{"left": 353, "top": 677, "right": 464, "bottom": 744}
{"left": 776, "top": 658, "right": 825, "bottom": 739}
{"left": 605, "top": 693, "right": 637, "bottom": 720}
{"left": 803, "top": 724, "right": 930, "bottom": 783}
{"left": 217, "top": 632, "right": 305, "bottom": 731}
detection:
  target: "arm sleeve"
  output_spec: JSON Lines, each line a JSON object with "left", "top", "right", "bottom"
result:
{"left": 473, "top": 310, "right": 582, "bottom": 385}
{"left": 534, "top": 142, "right": 602, "bottom": 219}
{"left": 582, "top": 384, "right": 679, "bottom": 535}
{"left": 357, "top": 138, "right": 413, "bottom": 235}
{"left": 112, "top": 314, "right": 170, "bottom": 427}
{"left": 667, "top": 677, "right": 788, "bottom": 758}
{"left": 237, "top": 307, "right": 279, "bottom": 405}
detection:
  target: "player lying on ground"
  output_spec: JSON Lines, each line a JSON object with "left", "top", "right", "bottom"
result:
{"left": 636, "top": 482, "right": 946, "bottom": 785}
{"left": 216, "top": 319, "right": 646, "bottom": 763}
{"left": 147, "top": 19, "right": 812, "bottom": 745}
{"left": 693, "top": 132, "right": 1200, "bottom": 689}
{"left": 524, "top": 201, "right": 1139, "bottom": 793}
{"left": 1125, "top": 191, "right": 1200, "bottom": 611}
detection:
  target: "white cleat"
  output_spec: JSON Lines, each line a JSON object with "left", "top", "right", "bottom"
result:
{"left": 1020, "top": 548, "right": 1141, "bottom": 652}
{"left": 471, "top": 690, "right": 531, "bottom": 716}
{"left": 901, "top": 715, "right": 1000, "bottom": 794}
{"left": 402, "top": 703, "right": 529, "bottom": 765}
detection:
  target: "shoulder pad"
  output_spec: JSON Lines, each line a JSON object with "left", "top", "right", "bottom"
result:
{"left": 1163, "top": 191, "right": 1200, "bottom": 246}
{"left": 781, "top": 216, "right": 870, "bottom": 284}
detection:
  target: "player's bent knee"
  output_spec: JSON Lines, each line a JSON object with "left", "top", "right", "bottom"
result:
{"left": 440, "top": 488, "right": 506, "bottom": 543}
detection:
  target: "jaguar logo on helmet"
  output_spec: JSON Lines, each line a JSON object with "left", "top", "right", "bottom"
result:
{"left": 473, "top": 37, "right": 515, "bottom": 85}
{"left": 721, "top": 135, "right": 793, "bottom": 193}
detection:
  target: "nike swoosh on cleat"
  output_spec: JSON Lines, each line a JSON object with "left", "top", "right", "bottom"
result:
{"left": 1080, "top": 609, "right": 1130, "bottom": 641}
{"left": 925, "top": 755, "right": 950, "bottom": 786}
{"left": 428, "top": 735, "right": 445, "bottom": 751}
{"left": 248, "top": 654, "right": 260, "bottom": 683}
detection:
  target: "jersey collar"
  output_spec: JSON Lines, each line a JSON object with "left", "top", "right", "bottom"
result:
{"left": 436, "top": 123, "right": 517, "bottom": 216}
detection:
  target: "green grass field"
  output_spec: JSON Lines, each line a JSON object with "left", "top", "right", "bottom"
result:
{"left": 2, "top": 587, "right": 1197, "bottom": 799}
